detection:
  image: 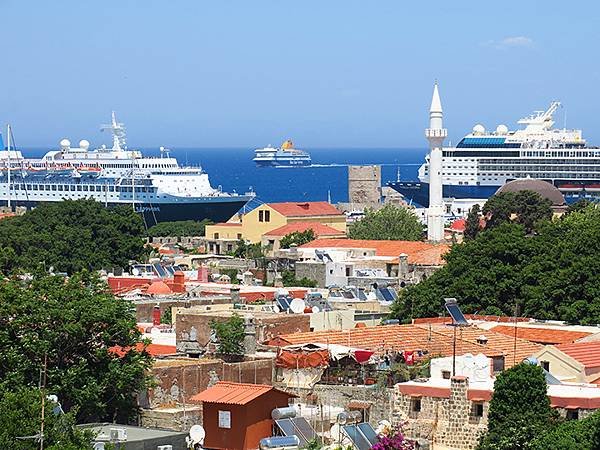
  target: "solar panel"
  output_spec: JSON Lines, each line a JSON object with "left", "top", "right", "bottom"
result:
{"left": 276, "top": 296, "right": 291, "bottom": 312}
{"left": 445, "top": 298, "right": 468, "bottom": 325}
{"left": 357, "top": 422, "right": 378, "bottom": 446}
{"left": 342, "top": 425, "right": 371, "bottom": 450}
{"left": 275, "top": 419, "right": 308, "bottom": 447}
{"left": 291, "top": 417, "right": 319, "bottom": 443}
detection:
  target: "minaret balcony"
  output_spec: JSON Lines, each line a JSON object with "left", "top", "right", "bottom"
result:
{"left": 425, "top": 128, "right": 448, "bottom": 138}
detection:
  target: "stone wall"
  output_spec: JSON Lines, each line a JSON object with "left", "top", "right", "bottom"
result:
{"left": 348, "top": 165, "right": 381, "bottom": 205}
{"left": 295, "top": 261, "right": 327, "bottom": 287}
{"left": 394, "top": 377, "right": 488, "bottom": 450}
{"left": 283, "top": 384, "right": 396, "bottom": 425}
{"left": 148, "top": 357, "right": 275, "bottom": 409}
{"left": 135, "top": 297, "right": 231, "bottom": 323}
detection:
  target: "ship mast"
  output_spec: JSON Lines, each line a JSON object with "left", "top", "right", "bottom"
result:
{"left": 6, "top": 125, "right": 11, "bottom": 210}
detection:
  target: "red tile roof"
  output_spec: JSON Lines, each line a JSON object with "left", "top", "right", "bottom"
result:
{"left": 270, "top": 323, "right": 541, "bottom": 368}
{"left": 300, "top": 239, "right": 450, "bottom": 265}
{"left": 189, "top": 381, "right": 295, "bottom": 405}
{"left": 268, "top": 202, "right": 342, "bottom": 217}
{"left": 264, "top": 222, "right": 345, "bottom": 237}
{"left": 414, "top": 315, "right": 530, "bottom": 325}
{"left": 109, "top": 343, "right": 177, "bottom": 357}
{"left": 556, "top": 341, "right": 600, "bottom": 369}
{"left": 490, "top": 325, "right": 592, "bottom": 345}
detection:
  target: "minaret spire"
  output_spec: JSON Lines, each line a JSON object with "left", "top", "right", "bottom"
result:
{"left": 425, "top": 82, "right": 448, "bottom": 242}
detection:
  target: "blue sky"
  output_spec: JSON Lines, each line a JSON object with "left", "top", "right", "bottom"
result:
{"left": 2, "top": 1, "right": 599, "bottom": 148}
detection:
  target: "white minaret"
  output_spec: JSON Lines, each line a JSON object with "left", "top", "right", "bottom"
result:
{"left": 425, "top": 82, "right": 447, "bottom": 242}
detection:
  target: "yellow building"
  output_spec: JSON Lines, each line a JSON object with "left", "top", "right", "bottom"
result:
{"left": 205, "top": 201, "right": 346, "bottom": 253}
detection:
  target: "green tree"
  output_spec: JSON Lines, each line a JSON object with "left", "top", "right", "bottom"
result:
{"left": 279, "top": 229, "right": 316, "bottom": 249}
{"left": 0, "top": 388, "right": 93, "bottom": 450}
{"left": 478, "top": 363, "right": 553, "bottom": 450}
{"left": 392, "top": 204, "right": 600, "bottom": 324}
{"left": 147, "top": 219, "right": 212, "bottom": 237}
{"left": 482, "top": 191, "right": 553, "bottom": 233}
{"left": 349, "top": 204, "right": 423, "bottom": 241}
{"left": 211, "top": 314, "right": 245, "bottom": 356}
{"left": 0, "top": 199, "right": 147, "bottom": 274}
{"left": 532, "top": 409, "right": 600, "bottom": 450}
{"left": 566, "top": 198, "right": 593, "bottom": 215}
{"left": 0, "top": 273, "right": 153, "bottom": 423}
{"left": 464, "top": 204, "right": 481, "bottom": 240}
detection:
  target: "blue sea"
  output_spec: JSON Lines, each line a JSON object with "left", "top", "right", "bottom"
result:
{"left": 23, "top": 147, "right": 427, "bottom": 204}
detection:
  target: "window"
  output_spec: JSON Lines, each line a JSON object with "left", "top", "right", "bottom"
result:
{"left": 541, "top": 361, "right": 550, "bottom": 372}
{"left": 411, "top": 398, "right": 421, "bottom": 412}
{"left": 265, "top": 210, "right": 270, "bottom": 222}
{"left": 566, "top": 409, "right": 579, "bottom": 420}
{"left": 218, "top": 410, "right": 231, "bottom": 429}
{"left": 259, "top": 210, "right": 264, "bottom": 222}
{"left": 442, "top": 370, "right": 451, "bottom": 380}
{"left": 214, "top": 233, "right": 219, "bottom": 239}
{"left": 237, "top": 233, "right": 242, "bottom": 240}
{"left": 473, "top": 403, "right": 484, "bottom": 417}
{"left": 492, "top": 356, "right": 505, "bottom": 373}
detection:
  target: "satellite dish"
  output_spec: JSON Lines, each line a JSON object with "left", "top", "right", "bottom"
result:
{"left": 289, "top": 298, "right": 306, "bottom": 314}
{"left": 311, "top": 305, "right": 320, "bottom": 313}
{"left": 189, "top": 425, "right": 205, "bottom": 444}
{"left": 132, "top": 268, "right": 140, "bottom": 276}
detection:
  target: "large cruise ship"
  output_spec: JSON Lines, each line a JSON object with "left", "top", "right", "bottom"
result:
{"left": 253, "top": 140, "right": 311, "bottom": 167}
{"left": 0, "top": 113, "right": 254, "bottom": 224}
{"left": 388, "top": 101, "right": 600, "bottom": 206}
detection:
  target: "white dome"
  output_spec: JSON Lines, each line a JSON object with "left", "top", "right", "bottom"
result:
{"left": 59, "top": 139, "right": 71, "bottom": 149}
{"left": 495, "top": 124, "right": 509, "bottom": 135}
{"left": 472, "top": 124, "right": 485, "bottom": 134}
{"left": 79, "top": 139, "right": 90, "bottom": 150}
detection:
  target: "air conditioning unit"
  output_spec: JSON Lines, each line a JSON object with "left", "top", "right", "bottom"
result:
{"left": 157, "top": 446, "right": 173, "bottom": 450}
{"left": 109, "top": 428, "right": 127, "bottom": 441}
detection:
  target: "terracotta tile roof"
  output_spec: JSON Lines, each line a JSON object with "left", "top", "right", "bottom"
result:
{"left": 264, "top": 222, "right": 345, "bottom": 237}
{"left": 270, "top": 324, "right": 502, "bottom": 360}
{"left": 556, "top": 341, "right": 600, "bottom": 369}
{"left": 490, "top": 325, "right": 592, "bottom": 345}
{"left": 300, "top": 239, "right": 450, "bottom": 265}
{"left": 428, "top": 325, "right": 543, "bottom": 369}
{"left": 271, "top": 323, "right": 542, "bottom": 368}
{"left": 414, "top": 315, "right": 530, "bottom": 325}
{"left": 189, "top": 381, "right": 294, "bottom": 405}
{"left": 109, "top": 343, "right": 177, "bottom": 357}
{"left": 268, "top": 202, "right": 342, "bottom": 217}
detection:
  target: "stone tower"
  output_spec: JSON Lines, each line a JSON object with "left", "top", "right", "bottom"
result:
{"left": 426, "top": 82, "right": 447, "bottom": 242}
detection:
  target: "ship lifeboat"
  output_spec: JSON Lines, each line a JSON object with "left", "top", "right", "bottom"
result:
{"left": 557, "top": 183, "right": 584, "bottom": 192}
{"left": 584, "top": 184, "right": 600, "bottom": 192}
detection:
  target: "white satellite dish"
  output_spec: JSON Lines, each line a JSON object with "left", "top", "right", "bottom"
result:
{"left": 311, "top": 305, "right": 320, "bottom": 313}
{"left": 189, "top": 424, "right": 205, "bottom": 444}
{"left": 289, "top": 298, "right": 306, "bottom": 314}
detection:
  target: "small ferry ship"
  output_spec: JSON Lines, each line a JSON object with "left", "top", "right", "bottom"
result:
{"left": 253, "top": 140, "right": 311, "bottom": 167}
{"left": 0, "top": 113, "right": 254, "bottom": 224}
{"left": 388, "top": 101, "right": 600, "bottom": 206}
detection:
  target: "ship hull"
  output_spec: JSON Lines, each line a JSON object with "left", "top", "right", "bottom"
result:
{"left": 387, "top": 180, "right": 600, "bottom": 207}
{"left": 0, "top": 197, "right": 250, "bottom": 225}
{"left": 254, "top": 159, "right": 312, "bottom": 167}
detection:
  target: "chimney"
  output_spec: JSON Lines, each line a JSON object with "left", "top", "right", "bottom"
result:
{"left": 173, "top": 271, "right": 186, "bottom": 293}
{"left": 274, "top": 273, "right": 284, "bottom": 288}
{"left": 243, "top": 270, "right": 254, "bottom": 286}
{"left": 398, "top": 253, "right": 409, "bottom": 279}
{"left": 152, "top": 304, "right": 161, "bottom": 326}
{"left": 243, "top": 317, "right": 257, "bottom": 355}
{"left": 230, "top": 286, "right": 241, "bottom": 304}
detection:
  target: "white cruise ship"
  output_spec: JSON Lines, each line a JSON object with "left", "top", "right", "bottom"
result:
{"left": 253, "top": 140, "right": 311, "bottom": 167}
{"left": 0, "top": 113, "right": 254, "bottom": 224}
{"left": 388, "top": 101, "right": 600, "bottom": 206}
